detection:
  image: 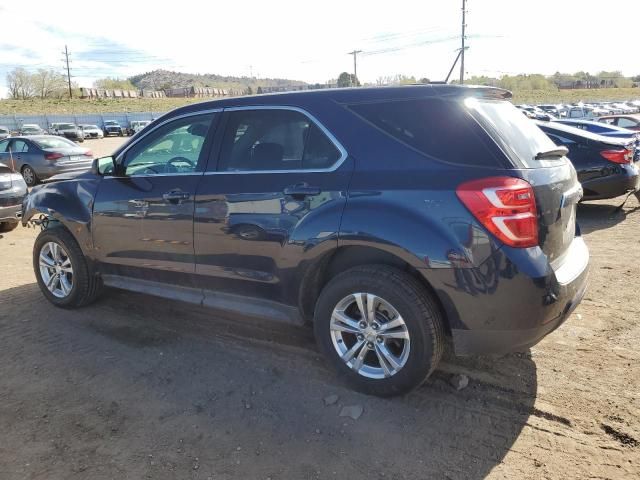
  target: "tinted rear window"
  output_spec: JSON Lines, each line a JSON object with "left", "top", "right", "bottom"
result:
{"left": 349, "top": 97, "right": 504, "bottom": 167}
{"left": 466, "top": 99, "right": 563, "bottom": 167}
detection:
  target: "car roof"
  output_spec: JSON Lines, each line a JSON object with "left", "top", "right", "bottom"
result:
{"left": 6, "top": 135, "right": 55, "bottom": 141}
{"left": 536, "top": 120, "right": 630, "bottom": 145}
{"left": 599, "top": 114, "right": 640, "bottom": 119}
{"left": 556, "top": 119, "right": 636, "bottom": 133}
{"left": 163, "top": 85, "right": 511, "bottom": 117}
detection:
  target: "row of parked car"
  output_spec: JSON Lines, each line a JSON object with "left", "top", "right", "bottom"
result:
{"left": 518, "top": 100, "right": 640, "bottom": 123}
{"left": 0, "top": 120, "right": 152, "bottom": 143}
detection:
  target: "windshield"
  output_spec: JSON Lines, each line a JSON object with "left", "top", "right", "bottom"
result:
{"left": 466, "top": 98, "right": 562, "bottom": 168}
{"left": 58, "top": 124, "right": 75, "bottom": 130}
{"left": 35, "top": 137, "right": 77, "bottom": 149}
{"left": 22, "top": 127, "right": 38, "bottom": 132}
{"left": 105, "top": 121, "right": 118, "bottom": 125}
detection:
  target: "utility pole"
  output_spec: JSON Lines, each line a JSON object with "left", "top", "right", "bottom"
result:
{"left": 347, "top": 50, "right": 362, "bottom": 86}
{"left": 460, "top": 0, "right": 467, "bottom": 84}
{"left": 63, "top": 45, "right": 73, "bottom": 99}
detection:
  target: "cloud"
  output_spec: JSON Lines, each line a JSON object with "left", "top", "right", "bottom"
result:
{"left": 0, "top": 0, "right": 639, "bottom": 97}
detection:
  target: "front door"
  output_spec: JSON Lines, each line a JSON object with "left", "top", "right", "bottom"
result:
{"left": 194, "top": 107, "right": 352, "bottom": 303}
{"left": 92, "top": 112, "right": 217, "bottom": 277}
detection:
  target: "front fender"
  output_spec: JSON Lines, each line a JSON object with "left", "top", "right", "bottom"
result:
{"left": 22, "top": 176, "right": 101, "bottom": 253}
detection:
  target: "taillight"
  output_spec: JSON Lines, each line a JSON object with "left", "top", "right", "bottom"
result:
{"left": 456, "top": 177, "right": 538, "bottom": 248}
{"left": 84, "top": 150, "right": 93, "bottom": 157}
{"left": 600, "top": 149, "right": 633, "bottom": 164}
{"left": 44, "top": 152, "right": 63, "bottom": 161}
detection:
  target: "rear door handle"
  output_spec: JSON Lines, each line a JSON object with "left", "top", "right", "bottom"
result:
{"left": 283, "top": 183, "right": 321, "bottom": 198}
{"left": 162, "top": 190, "right": 191, "bottom": 203}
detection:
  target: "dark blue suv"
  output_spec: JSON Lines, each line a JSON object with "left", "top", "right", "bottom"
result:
{"left": 23, "top": 85, "right": 589, "bottom": 396}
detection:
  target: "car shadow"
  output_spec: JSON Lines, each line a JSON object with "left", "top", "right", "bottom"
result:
{"left": 0, "top": 283, "right": 537, "bottom": 479}
{"left": 578, "top": 198, "right": 640, "bottom": 235}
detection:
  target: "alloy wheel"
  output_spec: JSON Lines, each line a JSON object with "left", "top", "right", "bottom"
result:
{"left": 330, "top": 293, "right": 410, "bottom": 379}
{"left": 22, "top": 167, "right": 35, "bottom": 186}
{"left": 38, "top": 241, "right": 74, "bottom": 298}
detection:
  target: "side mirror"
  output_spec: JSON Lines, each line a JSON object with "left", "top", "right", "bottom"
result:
{"left": 92, "top": 156, "right": 116, "bottom": 176}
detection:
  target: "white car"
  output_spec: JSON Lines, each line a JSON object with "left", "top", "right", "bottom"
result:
{"left": 128, "top": 120, "right": 151, "bottom": 135}
{"left": 79, "top": 124, "right": 104, "bottom": 139}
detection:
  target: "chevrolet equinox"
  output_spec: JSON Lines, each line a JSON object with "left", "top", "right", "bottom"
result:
{"left": 23, "top": 85, "right": 589, "bottom": 396}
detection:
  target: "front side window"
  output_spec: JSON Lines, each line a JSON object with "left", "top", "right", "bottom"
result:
{"left": 0, "top": 139, "right": 9, "bottom": 152}
{"left": 218, "top": 109, "right": 341, "bottom": 172}
{"left": 123, "top": 113, "right": 214, "bottom": 176}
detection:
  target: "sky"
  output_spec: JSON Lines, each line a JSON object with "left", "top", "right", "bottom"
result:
{"left": 1, "top": 0, "right": 639, "bottom": 97}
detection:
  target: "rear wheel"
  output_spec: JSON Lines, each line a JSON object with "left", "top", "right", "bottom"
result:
{"left": 0, "top": 221, "right": 18, "bottom": 233}
{"left": 314, "top": 265, "right": 444, "bottom": 396}
{"left": 21, "top": 165, "right": 38, "bottom": 187}
{"left": 33, "top": 226, "right": 103, "bottom": 308}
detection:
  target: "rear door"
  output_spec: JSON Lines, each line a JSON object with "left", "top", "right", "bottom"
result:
{"left": 4, "top": 139, "right": 37, "bottom": 173}
{"left": 92, "top": 112, "right": 218, "bottom": 276}
{"left": 193, "top": 107, "right": 351, "bottom": 303}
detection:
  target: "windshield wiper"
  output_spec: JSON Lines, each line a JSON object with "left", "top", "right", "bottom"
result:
{"left": 535, "top": 146, "right": 568, "bottom": 160}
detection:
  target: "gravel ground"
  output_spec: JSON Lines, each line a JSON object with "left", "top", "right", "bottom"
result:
{"left": 0, "top": 137, "right": 638, "bottom": 479}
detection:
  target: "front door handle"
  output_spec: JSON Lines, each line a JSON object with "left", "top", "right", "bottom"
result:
{"left": 128, "top": 199, "right": 148, "bottom": 208}
{"left": 162, "top": 190, "right": 191, "bottom": 204}
{"left": 283, "top": 183, "right": 321, "bottom": 198}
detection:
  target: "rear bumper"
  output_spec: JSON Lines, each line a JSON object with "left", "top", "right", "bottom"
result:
{"left": 425, "top": 236, "right": 590, "bottom": 356}
{"left": 0, "top": 203, "right": 22, "bottom": 222}
{"left": 582, "top": 165, "right": 639, "bottom": 200}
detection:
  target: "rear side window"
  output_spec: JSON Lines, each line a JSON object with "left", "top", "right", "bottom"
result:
{"left": 348, "top": 98, "right": 503, "bottom": 167}
{"left": 218, "top": 109, "right": 341, "bottom": 172}
{"left": 467, "top": 99, "right": 563, "bottom": 168}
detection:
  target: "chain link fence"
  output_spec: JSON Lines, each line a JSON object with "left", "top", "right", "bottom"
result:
{"left": 0, "top": 112, "right": 168, "bottom": 132}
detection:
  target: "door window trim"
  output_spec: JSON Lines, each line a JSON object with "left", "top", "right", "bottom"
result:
{"left": 205, "top": 105, "right": 348, "bottom": 175}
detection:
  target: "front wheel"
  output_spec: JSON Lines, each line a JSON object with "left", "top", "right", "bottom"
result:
{"left": 314, "top": 265, "right": 445, "bottom": 397}
{"left": 33, "top": 226, "right": 103, "bottom": 308}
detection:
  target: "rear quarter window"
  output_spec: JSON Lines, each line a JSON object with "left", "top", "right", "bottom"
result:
{"left": 348, "top": 97, "right": 505, "bottom": 168}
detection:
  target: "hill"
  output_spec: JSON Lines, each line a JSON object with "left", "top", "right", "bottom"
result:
{"left": 1, "top": 87, "right": 639, "bottom": 115}
{"left": 128, "top": 69, "right": 307, "bottom": 91}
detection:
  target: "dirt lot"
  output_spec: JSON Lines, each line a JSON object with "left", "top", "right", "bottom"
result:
{"left": 0, "top": 137, "right": 638, "bottom": 479}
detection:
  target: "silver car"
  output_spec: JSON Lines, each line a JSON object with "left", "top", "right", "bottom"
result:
{"left": 0, "top": 135, "right": 94, "bottom": 186}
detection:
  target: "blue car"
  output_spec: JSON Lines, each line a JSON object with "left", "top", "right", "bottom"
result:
{"left": 22, "top": 85, "right": 590, "bottom": 396}
{"left": 538, "top": 121, "right": 639, "bottom": 200}
{"left": 553, "top": 119, "right": 640, "bottom": 161}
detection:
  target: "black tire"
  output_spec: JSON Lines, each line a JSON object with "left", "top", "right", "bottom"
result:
{"left": 0, "top": 221, "right": 19, "bottom": 233}
{"left": 314, "top": 265, "right": 445, "bottom": 397}
{"left": 21, "top": 165, "right": 38, "bottom": 187}
{"left": 33, "top": 226, "right": 103, "bottom": 308}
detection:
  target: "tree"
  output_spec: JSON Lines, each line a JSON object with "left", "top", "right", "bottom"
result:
{"left": 32, "top": 69, "right": 67, "bottom": 98}
{"left": 257, "top": 86, "right": 263, "bottom": 94}
{"left": 337, "top": 72, "right": 359, "bottom": 87}
{"left": 94, "top": 77, "right": 136, "bottom": 91}
{"left": 6, "top": 68, "right": 35, "bottom": 99}
{"left": 418, "top": 77, "right": 430, "bottom": 84}
{"left": 245, "top": 86, "right": 253, "bottom": 95}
